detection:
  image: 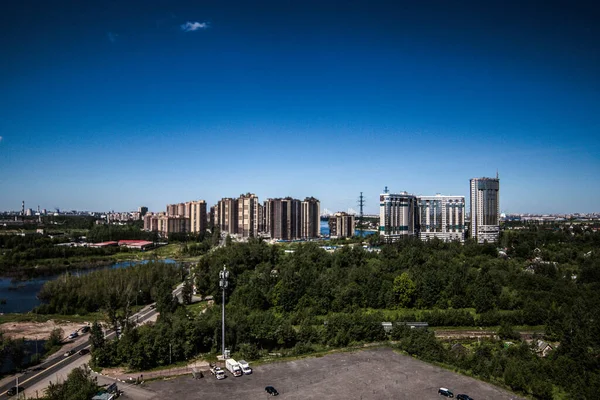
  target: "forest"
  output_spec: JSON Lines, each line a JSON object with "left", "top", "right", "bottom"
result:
{"left": 29, "top": 224, "right": 600, "bottom": 399}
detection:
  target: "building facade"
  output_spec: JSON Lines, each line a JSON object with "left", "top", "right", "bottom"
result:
{"left": 379, "top": 191, "right": 419, "bottom": 242}
{"left": 265, "top": 197, "right": 301, "bottom": 240}
{"left": 217, "top": 198, "right": 238, "bottom": 234}
{"left": 157, "top": 215, "right": 189, "bottom": 237}
{"left": 329, "top": 212, "right": 355, "bottom": 238}
{"left": 417, "top": 194, "right": 465, "bottom": 242}
{"left": 189, "top": 200, "right": 207, "bottom": 234}
{"left": 301, "top": 197, "right": 320, "bottom": 239}
{"left": 237, "top": 193, "right": 260, "bottom": 237}
{"left": 470, "top": 177, "right": 500, "bottom": 243}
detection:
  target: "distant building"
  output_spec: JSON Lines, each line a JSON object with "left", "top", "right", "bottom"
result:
{"left": 238, "top": 193, "right": 260, "bottom": 237}
{"left": 265, "top": 197, "right": 301, "bottom": 240}
{"left": 209, "top": 205, "right": 216, "bottom": 229}
{"left": 470, "top": 177, "right": 500, "bottom": 243}
{"left": 189, "top": 200, "right": 207, "bottom": 234}
{"left": 157, "top": 215, "right": 189, "bottom": 237}
{"left": 301, "top": 197, "right": 320, "bottom": 239}
{"left": 329, "top": 212, "right": 355, "bottom": 238}
{"left": 417, "top": 194, "right": 465, "bottom": 242}
{"left": 379, "top": 191, "right": 419, "bottom": 242}
{"left": 217, "top": 197, "right": 238, "bottom": 234}
{"left": 138, "top": 206, "right": 148, "bottom": 218}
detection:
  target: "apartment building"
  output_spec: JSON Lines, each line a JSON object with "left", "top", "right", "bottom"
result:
{"left": 417, "top": 194, "right": 465, "bottom": 242}
{"left": 329, "top": 212, "right": 355, "bottom": 238}
{"left": 189, "top": 200, "right": 207, "bottom": 234}
{"left": 301, "top": 197, "right": 320, "bottom": 239}
{"left": 265, "top": 197, "right": 301, "bottom": 240}
{"left": 238, "top": 193, "right": 260, "bottom": 237}
{"left": 379, "top": 191, "right": 419, "bottom": 242}
{"left": 470, "top": 177, "right": 500, "bottom": 243}
{"left": 217, "top": 197, "right": 238, "bottom": 234}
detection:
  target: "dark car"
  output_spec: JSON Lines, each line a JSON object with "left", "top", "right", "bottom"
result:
{"left": 438, "top": 387, "right": 454, "bottom": 397}
{"left": 7, "top": 386, "right": 25, "bottom": 396}
{"left": 265, "top": 386, "right": 279, "bottom": 396}
{"left": 81, "top": 326, "right": 90, "bottom": 333}
{"left": 456, "top": 395, "right": 473, "bottom": 400}
{"left": 79, "top": 348, "right": 90, "bottom": 355}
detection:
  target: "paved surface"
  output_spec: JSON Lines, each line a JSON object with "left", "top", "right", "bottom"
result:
{"left": 145, "top": 347, "right": 524, "bottom": 400}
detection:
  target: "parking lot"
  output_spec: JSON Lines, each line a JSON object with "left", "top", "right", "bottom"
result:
{"left": 142, "top": 347, "right": 524, "bottom": 400}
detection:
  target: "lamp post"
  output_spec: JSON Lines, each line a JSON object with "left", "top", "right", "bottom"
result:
{"left": 219, "top": 265, "right": 229, "bottom": 359}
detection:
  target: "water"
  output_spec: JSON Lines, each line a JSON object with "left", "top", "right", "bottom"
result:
{"left": 0, "top": 259, "right": 176, "bottom": 314}
{"left": 320, "top": 220, "right": 376, "bottom": 237}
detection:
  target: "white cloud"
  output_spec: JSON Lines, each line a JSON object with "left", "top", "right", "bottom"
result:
{"left": 180, "top": 21, "right": 208, "bottom": 32}
{"left": 0, "top": 136, "right": 3, "bottom": 142}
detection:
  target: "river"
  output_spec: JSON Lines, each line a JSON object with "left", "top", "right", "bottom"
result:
{"left": 0, "top": 259, "right": 176, "bottom": 314}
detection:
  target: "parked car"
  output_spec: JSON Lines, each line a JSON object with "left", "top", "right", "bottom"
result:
{"left": 438, "top": 387, "right": 454, "bottom": 397}
{"left": 64, "top": 350, "right": 75, "bottom": 357}
{"left": 68, "top": 331, "right": 79, "bottom": 339}
{"left": 457, "top": 395, "right": 473, "bottom": 400}
{"left": 81, "top": 326, "right": 90, "bottom": 333}
{"left": 7, "top": 386, "right": 25, "bottom": 396}
{"left": 265, "top": 386, "right": 279, "bottom": 396}
{"left": 79, "top": 348, "right": 90, "bottom": 355}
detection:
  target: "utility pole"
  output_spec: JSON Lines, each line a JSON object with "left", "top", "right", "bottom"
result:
{"left": 219, "top": 265, "right": 229, "bottom": 359}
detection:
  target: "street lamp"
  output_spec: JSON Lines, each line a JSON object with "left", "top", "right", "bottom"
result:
{"left": 219, "top": 265, "right": 229, "bottom": 359}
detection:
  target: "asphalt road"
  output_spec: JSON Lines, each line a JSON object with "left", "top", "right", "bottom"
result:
{"left": 0, "top": 303, "right": 160, "bottom": 399}
{"left": 146, "top": 347, "right": 525, "bottom": 400}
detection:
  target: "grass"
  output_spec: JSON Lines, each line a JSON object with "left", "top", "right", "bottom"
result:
{"left": 185, "top": 301, "right": 209, "bottom": 315}
{"left": 150, "top": 244, "right": 183, "bottom": 258}
{"left": 0, "top": 312, "right": 106, "bottom": 325}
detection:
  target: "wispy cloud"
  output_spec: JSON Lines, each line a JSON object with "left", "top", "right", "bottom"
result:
{"left": 180, "top": 21, "right": 209, "bottom": 32}
{"left": 0, "top": 136, "right": 3, "bottom": 142}
{"left": 107, "top": 32, "right": 118, "bottom": 43}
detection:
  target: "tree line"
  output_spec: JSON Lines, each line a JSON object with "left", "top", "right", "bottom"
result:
{"left": 35, "top": 227, "right": 600, "bottom": 399}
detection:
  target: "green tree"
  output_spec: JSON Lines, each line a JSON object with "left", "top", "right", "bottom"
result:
{"left": 89, "top": 321, "right": 105, "bottom": 351}
{"left": 43, "top": 366, "right": 99, "bottom": 400}
{"left": 181, "top": 279, "right": 193, "bottom": 305}
{"left": 393, "top": 272, "right": 416, "bottom": 307}
{"left": 46, "top": 327, "right": 64, "bottom": 351}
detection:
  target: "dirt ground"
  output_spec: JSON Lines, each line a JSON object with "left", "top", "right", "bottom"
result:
{"left": 0, "top": 320, "right": 90, "bottom": 340}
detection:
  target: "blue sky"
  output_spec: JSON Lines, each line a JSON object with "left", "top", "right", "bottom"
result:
{"left": 1, "top": 1, "right": 599, "bottom": 214}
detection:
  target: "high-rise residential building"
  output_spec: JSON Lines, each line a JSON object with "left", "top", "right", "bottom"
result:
{"left": 379, "top": 191, "right": 419, "bottom": 242}
{"left": 470, "top": 177, "right": 500, "bottom": 243}
{"left": 209, "top": 205, "right": 216, "bottom": 229}
{"left": 257, "top": 203, "right": 265, "bottom": 234}
{"left": 217, "top": 198, "right": 238, "bottom": 234}
{"left": 166, "top": 204, "right": 177, "bottom": 216}
{"left": 301, "top": 197, "right": 320, "bottom": 239}
{"left": 138, "top": 206, "right": 148, "bottom": 218}
{"left": 265, "top": 197, "right": 301, "bottom": 240}
{"left": 238, "top": 193, "right": 260, "bottom": 237}
{"left": 157, "top": 215, "right": 189, "bottom": 237}
{"left": 417, "top": 194, "right": 465, "bottom": 242}
{"left": 189, "top": 200, "right": 207, "bottom": 234}
{"left": 329, "top": 212, "right": 355, "bottom": 238}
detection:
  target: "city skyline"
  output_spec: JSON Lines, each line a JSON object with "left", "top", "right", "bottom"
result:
{"left": 1, "top": 1, "right": 599, "bottom": 214}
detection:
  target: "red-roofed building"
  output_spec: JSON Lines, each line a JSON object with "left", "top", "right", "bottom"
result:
{"left": 90, "top": 241, "right": 119, "bottom": 248}
{"left": 117, "top": 240, "right": 154, "bottom": 250}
